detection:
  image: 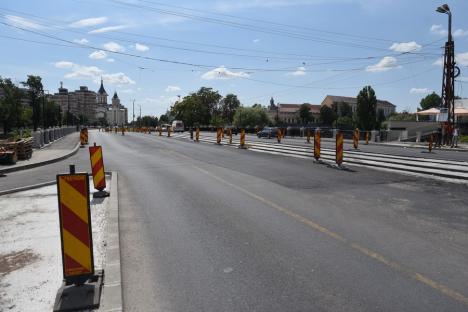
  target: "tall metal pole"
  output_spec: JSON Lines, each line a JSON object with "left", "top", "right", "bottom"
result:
{"left": 438, "top": 4, "right": 460, "bottom": 128}
{"left": 132, "top": 99, "right": 135, "bottom": 127}
{"left": 139, "top": 105, "right": 142, "bottom": 129}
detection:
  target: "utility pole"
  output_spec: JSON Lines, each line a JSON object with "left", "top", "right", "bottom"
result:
{"left": 132, "top": 99, "right": 135, "bottom": 127}
{"left": 436, "top": 4, "right": 460, "bottom": 128}
{"left": 139, "top": 105, "right": 142, "bottom": 129}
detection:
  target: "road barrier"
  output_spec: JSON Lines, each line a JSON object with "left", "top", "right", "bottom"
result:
{"left": 353, "top": 128, "right": 360, "bottom": 150}
{"left": 314, "top": 129, "right": 321, "bottom": 161}
{"left": 240, "top": 129, "right": 246, "bottom": 148}
{"left": 89, "top": 143, "right": 108, "bottom": 197}
{"left": 121, "top": 128, "right": 125, "bottom": 136}
{"left": 167, "top": 126, "right": 172, "bottom": 137}
{"left": 216, "top": 128, "right": 222, "bottom": 144}
{"left": 196, "top": 127, "right": 200, "bottom": 142}
{"left": 336, "top": 132, "right": 344, "bottom": 166}
{"left": 429, "top": 134, "right": 434, "bottom": 152}
{"left": 306, "top": 129, "right": 311, "bottom": 143}
{"left": 158, "top": 126, "right": 162, "bottom": 136}
{"left": 222, "top": 127, "right": 225, "bottom": 139}
{"left": 80, "top": 128, "right": 88, "bottom": 146}
{"left": 277, "top": 128, "right": 282, "bottom": 143}
{"left": 228, "top": 128, "right": 233, "bottom": 144}
{"left": 365, "top": 131, "right": 369, "bottom": 145}
{"left": 56, "top": 168, "right": 95, "bottom": 283}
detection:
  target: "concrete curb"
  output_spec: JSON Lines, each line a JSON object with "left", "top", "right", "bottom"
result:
{"left": 100, "top": 171, "right": 123, "bottom": 311}
{"left": 0, "top": 180, "right": 56, "bottom": 196}
{"left": 0, "top": 141, "right": 81, "bottom": 175}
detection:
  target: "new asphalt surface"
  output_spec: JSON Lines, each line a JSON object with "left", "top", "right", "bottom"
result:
{"left": 1, "top": 130, "right": 468, "bottom": 311}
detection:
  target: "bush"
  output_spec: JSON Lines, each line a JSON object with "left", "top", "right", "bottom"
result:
{"left": 460, "top": 135, "right": 468, "bottom": 143}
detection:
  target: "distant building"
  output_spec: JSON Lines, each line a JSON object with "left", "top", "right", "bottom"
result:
{"left": 267, "top": 98, "right": 321, "bottom": 124}
{"left": 321, "top": 95, "right": 396, "bottom": 118}
{"left": 106, "top": 91, "right": 128, "bottom": 126}
{"left": 51, "top": 79, "right": 127, "bottom": 125}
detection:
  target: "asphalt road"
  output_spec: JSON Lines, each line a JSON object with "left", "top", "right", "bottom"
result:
{"left": 2, "top": 130, "right": 468, "bottom": 311}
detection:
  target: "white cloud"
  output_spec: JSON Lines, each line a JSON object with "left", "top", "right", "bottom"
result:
{"left": 253, "top": 39, "right": 260, "bottom": 43}
{"left": 5, "top": 15, "right": 44, "bottom": 30}
{"left": 430, "top": 24, "right": 447, "bottom": 36}
{"left": 88, "top": 25, "right": 127, "bottom": 34}
{"left": 134, "top": 43, "right": 149, "bottom": 52}
{"left": 433, "top": 52, "right": 468, "bottom": 67}
{"left": 454, "top": 29, "right": 468, "bottom": 37}
{"left": 366, "top": 56, "right": 400, "bottom": 72}
{"left": 121, "top": 89, "right": 134, "bottom": 93}
{"left": 100, "top": 73, "right": 135, "bottom": 85}
{"left": 102, "top": 41, "right": 125, "bottom": 52}
{"left": 107, "top": 58, "right": 115, "bottom": 63}
{"left": 54, "top": 61, "right": 134, "bottom": 85}
{"left": 410, "top": 88, "right": 433, "bottom": 94}
{"left": 54, "top": 61, "right": 75, "bottom": 69}
{"left": 433, "top": 57, "right": 443, "bottom": 66}
{"left": 287, "top": 66, "right": 306, "bottom": 76}
{"left": 89, "top": 50, "right": 107, "bottom": 60}
{"left": 457, "top": 52, "right": 468, "bottom": 66}
{"left": 70, "top": 17, "right": 107, "bottom": 28}
{"left": 201, "top": 66, "right": 250, "bottom": 80}
{"left": 165, "top": 85, "right": 181, "bottom": 92}
{"left": 389, "top": 41, "right": 421, "bottom": 53}
{"left": 73, "top": 38, "right": 89, "bottom": 45}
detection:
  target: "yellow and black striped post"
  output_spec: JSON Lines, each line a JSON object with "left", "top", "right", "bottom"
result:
{"left": 56, "top": 171, "right": 94, "bottom": 284}
{"left": 336, "top": 132, "right": 344, "bottom": 166}
{"left": 196, "top": 127, "right": 200, "bottom": 142}
{"left": 365, "top": 131, "right": 369, "bottom": 145}
{"left": 314, "top": 129, "right": 321, "bottom": 161}
{"left": 353, "top": 128, "right": 359, "bottom": 149}
{"left": 240, "top": 129, "right": 246, "bottom": 148}
{"left": 216, "top": 128, "right": 222, "bottom": 144}
{"left": 306, "top": 129, "right": 311, "bottom": 143}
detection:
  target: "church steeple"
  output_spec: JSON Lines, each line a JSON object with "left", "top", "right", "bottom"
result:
{"left": 97, "top": 78, "right": 108, "bottom": 105}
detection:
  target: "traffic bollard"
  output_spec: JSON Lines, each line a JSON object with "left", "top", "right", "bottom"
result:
{"left": 158, "top": 126, "right": 162, "bottom": 136}
{"left": 306, "top": 129, "right": 311, "bottom": 143}
{"left": 190, "top": 128, "right": 194, "bottom": 140}
{"left": 167, "top": 126, "right": 172, "bottom": 137}
{"left": 216, "top": 128, "right": 222, "bottom": 144}
{"left": 314, "top": 129, "right": 321, "bottom": 161}
{"left": 240, "top": 129, "right": 246, "bottom": 148}
{"left": 196, "top": 127, "right": 200, "bottom": 142}
{"left": 80, "top": 129, "right": 87, "bottom": 147}
{"left": 277, "top": 128, "right": 282, "bottom": 143}
{"left": 365, "top": 131, "right": 369, "bottom": 145}
{"left": 336, "top": 131, "right": 344, "bottom": 166}
{"left": 89, "top": 143, "right": 109, "bottom": 198}
{"left": 428, "top": 134, "right": 433, "bottom": 153}
{"left": 229, "top": 128, "right": 233, "bottom": 145}
{"left": 353, "top": 128, "right": 359, "bottom": 150}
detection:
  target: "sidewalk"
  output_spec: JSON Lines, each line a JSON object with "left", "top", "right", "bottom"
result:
{"left": 0, "top": 132, "right": 80, "bottom": 174}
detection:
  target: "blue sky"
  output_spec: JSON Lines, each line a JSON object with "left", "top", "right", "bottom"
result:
{"left": 1, "top": 0, "right": 467, "bottom": 117}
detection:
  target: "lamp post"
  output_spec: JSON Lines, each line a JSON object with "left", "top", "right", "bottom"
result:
{"left": 436, "top": 4, "right": 460, "bottom": 128}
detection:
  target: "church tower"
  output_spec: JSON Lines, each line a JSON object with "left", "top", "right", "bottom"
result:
{"left": 97, "top": 78, "right": 108, "bottom": 105}
{"left": 112, "top": 91, "right": 121, "bottom": 108}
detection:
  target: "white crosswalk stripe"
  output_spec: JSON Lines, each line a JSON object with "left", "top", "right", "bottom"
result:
{"left": 171, "top": 133, "right": 468, "bottom": 183}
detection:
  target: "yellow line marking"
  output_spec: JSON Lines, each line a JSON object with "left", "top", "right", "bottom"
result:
{"left": 59, "top": 178, "right": 88, "bottom": 223}
{"left": 63, "top": 229, "right": 91, "bottom": 272}
{"left": 192, "top": 164, "right": 468, "bottom": 306}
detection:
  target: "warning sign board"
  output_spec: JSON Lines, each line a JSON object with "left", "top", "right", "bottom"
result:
{"left": 57, "top": 173, "right": 94, "bottom": 281}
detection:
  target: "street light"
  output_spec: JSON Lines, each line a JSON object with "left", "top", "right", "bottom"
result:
{"left": 436, "top": 3, "right": 460, "bottom": 128}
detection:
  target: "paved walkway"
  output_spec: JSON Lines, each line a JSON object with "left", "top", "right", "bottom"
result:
{"left": 0, "top": 132, "right": 80, "bottom": 173}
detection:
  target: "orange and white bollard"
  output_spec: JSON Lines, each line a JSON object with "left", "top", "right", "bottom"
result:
{"left": 167, "top": 126, "right": 172, "bottom": 137}
{"left": 216, "top": 128, "right": 222, "bottom": 144}
{"left": 228, "top": 128, "right": 233, "bottom": 145}
{"left": 196, "top": 127, "right": 200, "bottom": 142}
{"left": 353, "top": 128, "right": 359, "bottom": 150}
{"left": 365, "top": 131, "right": 369, "bottom": 145}
{"left": 239, "top": 129, "right": 246, "bottom": 148}
{"left": 428, "top": 134, "right": 433, "bottom": 153}
{"left": 277, "top": 128, "right": 282, "bottom": 143}
{"left": 306, "top": 129, "right": 311, "bottom": 143}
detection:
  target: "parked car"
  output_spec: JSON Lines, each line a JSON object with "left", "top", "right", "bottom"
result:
{"left": 257, "top": 127, "right": 278, "bottom": 138}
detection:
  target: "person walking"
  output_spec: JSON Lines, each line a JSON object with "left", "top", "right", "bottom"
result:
{"left": 451, "top": 126, "right": 459, "bottom": 148}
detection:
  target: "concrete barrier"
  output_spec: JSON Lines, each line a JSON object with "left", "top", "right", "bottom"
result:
{"left": 43, "top": 129, "right": 50, "bottom": 144}
{"left": 32, "top": 131, "right": 43, "bottom": 148}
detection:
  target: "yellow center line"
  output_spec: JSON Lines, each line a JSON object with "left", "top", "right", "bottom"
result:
{"left": 190, "top": 163, "right": 468, "bottom": 306}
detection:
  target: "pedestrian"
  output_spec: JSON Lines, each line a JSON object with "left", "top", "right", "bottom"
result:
{"left": 451, "top": 126, "right": 459, "bottom": 148}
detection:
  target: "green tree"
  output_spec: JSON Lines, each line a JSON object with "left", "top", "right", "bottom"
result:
{"left": 420, "top": 92, "right": 442, "bottom": 110}
{"left": 356, "top": 86, "right": 377, "bottom": 130}
{"left": 138, "top": 115, "right": 159, "bottom": 127}
{"left": 320, "top": 105, "right": 337, "bottom": 126}
{"left": 376, "top": 109, "right": 386, "bottom": 129}
{"left": 299, "top": 104, "right": 312, "bottom": 124}
{"left": 159, "top": 114, "right": 170, "bottom": 124}
{"left": 233, "top": 106, "right": 271, "bottom": 128}
{"left": 21, "top": 75, "right": 43, "bottom": 131}
{"left": 0, "top": 77, "right": 23, "bottom": 133}
{"left": 335, "top": 116, "right": 354, "bottom": 129}
{"left": 221, "top": 94, "right": 240, "bottom": 124}
{"left": 387, "top": 112, "right": 416, "bottom": 121}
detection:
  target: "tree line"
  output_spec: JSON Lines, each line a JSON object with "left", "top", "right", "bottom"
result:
{"left": 0, "top": 75, "right": 66, "bottom": 134}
